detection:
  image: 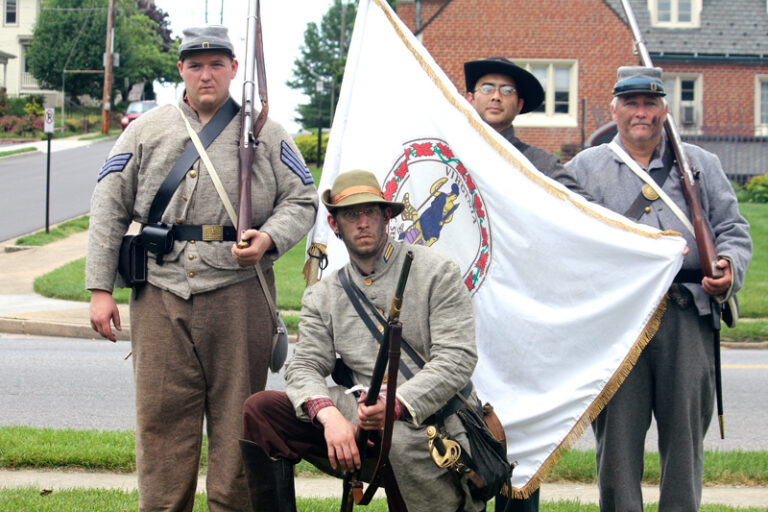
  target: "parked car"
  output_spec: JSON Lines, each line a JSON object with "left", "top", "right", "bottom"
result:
{"left": 121, "top": 100, "right": 158, "bottom": 130}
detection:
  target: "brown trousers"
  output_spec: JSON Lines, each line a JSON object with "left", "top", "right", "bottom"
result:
{"left": 130, "top": 275, "right": 273, "bottom": 512}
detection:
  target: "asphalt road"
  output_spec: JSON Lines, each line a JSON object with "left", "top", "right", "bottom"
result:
{"left": 0, "top": 140, "right": 114, "bottom": 241}
{"left": 1, "top": 333, "right": 766, "bottom": 452}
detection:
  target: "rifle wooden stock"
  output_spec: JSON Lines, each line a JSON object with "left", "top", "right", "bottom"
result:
{"left": 341, "top": 251, "right": 414, "bottom": 511}
{"left": 236, "top": 0, "right": 269, "bottom": 248}
{"left": 618, "top": 0, "right": 721, "bottom": 278}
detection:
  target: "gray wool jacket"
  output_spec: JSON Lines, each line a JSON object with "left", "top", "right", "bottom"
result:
{"left": 86, "top": 97, "right": 318, "bottom": 299}
{"left": 566, "top": 135, "right": 752, "bottom": 315}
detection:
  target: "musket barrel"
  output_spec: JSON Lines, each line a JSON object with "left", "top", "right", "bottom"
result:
{"left": 236, "top": 0, "right": 267, "bottom": 247}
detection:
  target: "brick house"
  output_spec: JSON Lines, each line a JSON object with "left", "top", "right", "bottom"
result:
{"left": 0, "top": 0, "right": 57, "bottom": 103}
{"left": 394, "top": 0, "right": 768, "bottom": 177}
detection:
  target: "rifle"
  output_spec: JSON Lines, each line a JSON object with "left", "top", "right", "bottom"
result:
{"left": 236, "top": 0, "right": 269, "bottom": 248}
{"left": 618, "top": 0, "right": 726, "bottom": 438}
{"left": 341, "top": 250, "right": 414, "bottom": 512}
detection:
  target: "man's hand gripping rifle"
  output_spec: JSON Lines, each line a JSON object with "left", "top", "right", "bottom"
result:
{"left": 341, "top": 251, "right": 414, "bottom": 512}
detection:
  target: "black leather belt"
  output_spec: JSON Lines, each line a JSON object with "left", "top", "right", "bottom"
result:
{"left": 674, "top": 269, "right": 703, "bottom": 283}
{"left": 172, "top": 224, "right": 238, "bottom": 242}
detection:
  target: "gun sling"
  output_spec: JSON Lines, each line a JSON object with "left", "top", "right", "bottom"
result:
{"left": 339, "top": 268, "right": 513, "bottom": 505}
{"left": 337, "top": 268, "right": 474, "bottom": 421}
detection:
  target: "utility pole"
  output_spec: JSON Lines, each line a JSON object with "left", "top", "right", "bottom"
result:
{"left": 101, "top": 0, "right": 115, "bottom": 134}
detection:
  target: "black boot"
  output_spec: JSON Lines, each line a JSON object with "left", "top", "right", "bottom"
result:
{"left": 239, "top": 439, "right": 297, "bottom": 512}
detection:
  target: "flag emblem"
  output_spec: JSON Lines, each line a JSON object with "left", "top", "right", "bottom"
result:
{"left": 383, "top": 138, "right": 491, "bottom": 295}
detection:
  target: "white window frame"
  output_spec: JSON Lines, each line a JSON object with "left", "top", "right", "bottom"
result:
{"left": 511, "top": 59, "right": 578, "bottom": 128}
{"left": 3, "top": 0, "right": 18, "bottom": 26}
{"left": 754, "top": 75, "right": 768, "bottom": 136}
{"left": 648, "top": 0, "right": 701, "bottom": 28}
{"left": 662, "top": 73, "right": 702, "bottom": 133}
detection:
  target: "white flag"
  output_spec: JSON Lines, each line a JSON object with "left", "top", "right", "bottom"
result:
{"left": 308, "top": 0, "right": 685, "bottom": 497}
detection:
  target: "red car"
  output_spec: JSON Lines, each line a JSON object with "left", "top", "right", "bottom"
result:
{"left": 121, "top": 100, "right": 158, "bottom": 130}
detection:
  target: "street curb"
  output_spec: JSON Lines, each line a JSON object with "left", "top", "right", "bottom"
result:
{"left": 0, "top": 318, "right": 131, "bottom": 342}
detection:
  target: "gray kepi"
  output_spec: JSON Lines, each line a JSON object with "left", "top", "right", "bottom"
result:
{"left": 179, "top": 25, "right": 235, "bottom": 60}
{"left": 613, "top": 66, "right": 666, "bottom": 97}
{"left": 322, "top": 170, "right": 405, "bottom": 216}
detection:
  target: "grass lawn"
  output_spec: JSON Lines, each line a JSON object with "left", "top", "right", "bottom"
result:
{"left": 0, "top": 489, "right": 765, "bottom": 512}
{"left": 738, "top": 203, "right": 767, "bottom": 318}
{"left": 2, "top": 427, "right": 767, "bottom": 487}
{"left": 0, "top": 146, "right": 37, "bottom": 158}
{"left": 15, "top": 215, "right": 90, "bottom": 247}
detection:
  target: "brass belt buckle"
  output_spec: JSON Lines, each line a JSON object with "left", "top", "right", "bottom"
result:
{"left": 201, "top": 225, "right": 224, "bottom": 241}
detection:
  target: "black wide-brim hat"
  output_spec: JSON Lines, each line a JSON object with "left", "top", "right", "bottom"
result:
{"left": 464, "top": 57, "right": 545, "bottom": 114}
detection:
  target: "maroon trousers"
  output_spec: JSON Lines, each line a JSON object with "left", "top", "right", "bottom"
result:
{"left": 242, "top": 390, "right": 379, "bottom": 479}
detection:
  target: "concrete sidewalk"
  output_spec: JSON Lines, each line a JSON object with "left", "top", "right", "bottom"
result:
{"left": 0, "top": 132, "right": 117, "bottom": 156}
{"left": 0, "top": 230, "right": 131, "bottom": 341}
{"left": 1, "top": 469, "right": 767, "bottom": 506}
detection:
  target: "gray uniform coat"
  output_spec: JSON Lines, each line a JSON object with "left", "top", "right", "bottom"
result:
{"left": 286, "top": 239, "right": 485, "bottom": 511}
{"left": 566, "top": 135, "right": 751, "bottom": 313}
{"left": 86, "top": 97, "right": 317, "bottom": 298}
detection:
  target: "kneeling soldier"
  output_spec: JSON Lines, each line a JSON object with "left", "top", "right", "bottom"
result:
{"left": 241, "top": 170, "right": 486, "bottom": 512}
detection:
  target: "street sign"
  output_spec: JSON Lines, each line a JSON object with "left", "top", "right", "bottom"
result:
{"left": 44, "top": 108, "right": 55, "bottom": 134}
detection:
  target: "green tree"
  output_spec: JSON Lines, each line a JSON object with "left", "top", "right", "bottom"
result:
{"left": 288, "top": 0, "right": 357, "bottom": 130}
{"left": 27, "top": 0, "right": 180, "bottom": 105}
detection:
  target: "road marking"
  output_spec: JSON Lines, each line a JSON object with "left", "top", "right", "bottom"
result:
{"left": 723, "top": 364, "right": 768, "bottom": 369}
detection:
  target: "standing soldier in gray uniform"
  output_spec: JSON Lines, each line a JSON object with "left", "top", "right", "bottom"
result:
{"left": 464, "top": 56, "right": 591, "bottom": 512}
{"left": 239, "top": 170, "right": 486, "bottom": 512}
{"left": 87, "top": 26, "right": 317, "bottom": 511}
{"left": 566, "top": 66, "right": 752, "bottom": 511}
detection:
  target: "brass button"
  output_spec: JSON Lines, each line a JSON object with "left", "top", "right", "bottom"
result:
{"left": 182, "top": 195, "right": 188, "bottom": 201}
{"left": 175, "top": 218, "right": 183, "bottom": 224}
{"left": 189, "top": 170, "right": 197, "bottom": 178}
{"left": 364, "top": 278, "right": 373, "bottom": 286}
{"left": 189, "top": 239, "right": 196, "bottom": 244}
{"left": 188, "top": 272, "right": 195, "bottom": 278}
{"left": 644, "top": 206, "right": 651, "bottom": 214}
{"left": 188, "top": 255, "right": 195, "bottom": 260}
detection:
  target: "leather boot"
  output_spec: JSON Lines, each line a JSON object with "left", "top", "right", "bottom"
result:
{"left": 239, "top": 439, "right": 297, "bottom": 512}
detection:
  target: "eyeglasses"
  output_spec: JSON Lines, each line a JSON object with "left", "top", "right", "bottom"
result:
{"left": 338, "top": 205, "right": 382, "bottom": 221}
{"left": 475, "top": 83, "right": 517, "bottom": 97}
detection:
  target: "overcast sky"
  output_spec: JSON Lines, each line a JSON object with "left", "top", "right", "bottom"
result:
{"left": 153, "top": 0, "right": 335, "bottom": 133}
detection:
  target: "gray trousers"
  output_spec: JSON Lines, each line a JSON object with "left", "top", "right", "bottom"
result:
{"left": 130, "top": 275, "right": 273, "bottom": 512}
{"left": 593, "top": 286, "right": 715, "bottom": 512}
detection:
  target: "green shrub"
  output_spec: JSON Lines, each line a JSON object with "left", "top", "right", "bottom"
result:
{"left": 0, "top": 113, "right": 43, "bottom": 135}
{"left": 5, "top": 97, "right": 27, "bottom": 117}
{"left": 0, "top": 88, "right": 8, "bottom": 116}
{"left": 64, "top": 118, "right": 85, "bottom": 132}
{"left": 744, "top": 174, "right": 768, "bottom": 203}
{"left": 294, "top": 133, "right": 329, "bottom": 164}
{"left": 24, "top": 97, "right": 44, "bottom": 117}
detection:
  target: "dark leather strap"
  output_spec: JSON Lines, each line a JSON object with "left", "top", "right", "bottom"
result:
{"left": 337, "top": 268, "right": 474, "bottom": 415}
{"left": 674, "top": 268, "right": 704, "bottom": 283}
{"left": 624, "top": 145, "right": 675, "bottom": 220}
{"left": 172, "top": 224, "right": 239, "bottom": 242}
{"left": 147, "top": 98, "right": 240, "bottom": 225}
{"left": 338, "top": 268, "right": 416, "bottom": 380}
